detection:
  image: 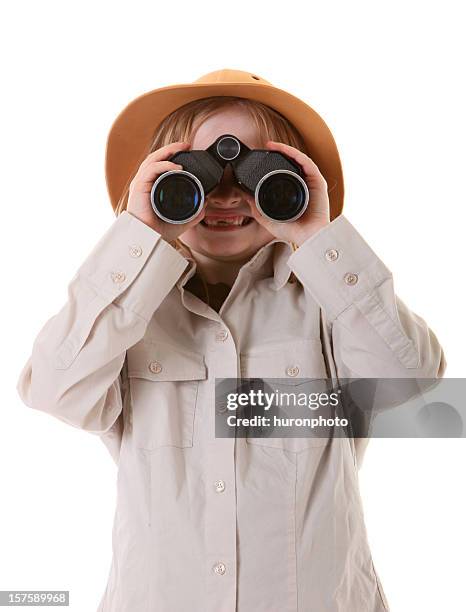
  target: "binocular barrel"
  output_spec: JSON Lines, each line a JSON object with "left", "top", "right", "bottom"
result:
{"left": 150, "top": 134, "right": 309, "bottom": 224}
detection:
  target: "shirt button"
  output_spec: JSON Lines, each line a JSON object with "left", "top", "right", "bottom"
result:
{"left": 325, "top": 248, "right": 339, "bottom": 262}
{"left": 286, "top": 365, "right": 300, "bottom": 377}
{"left": 344, "top": 272, "right": 359, "bottom": 285}
{"left": 215, "top": 329, "right": 229, "bottom": 342}
{"left": 129, "top": 245, "right": 143, "bottom": 258}
{"left": 216, "top": 401, "right": 228, "bottom": 415}
{"left": 214, "top": 480, "right": 226, "bottom": 493}
{"left": 213, "top": 562, "right": 226, "bottom": 575}
{"left": 111, "top": 271, "right": 126, "bottom": 284}
{"left": 148, "top": 361, "right": 163, "bottom": 374}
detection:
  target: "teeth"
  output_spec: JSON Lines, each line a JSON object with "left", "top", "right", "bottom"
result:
{"left": 204, "top": 215, "right": 248, "bottom": 226}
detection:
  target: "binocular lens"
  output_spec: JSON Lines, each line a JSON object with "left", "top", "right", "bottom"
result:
{"left": 257, "top": 173, "right": 307, "bottom": 221}
{"left": 152, "top": 173, "right": 202, "bottom": 222}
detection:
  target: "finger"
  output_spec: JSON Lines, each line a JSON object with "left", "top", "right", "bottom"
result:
{"left": 265, "top": 140, "right": 323, "bottom": 182}
{"left": 141, "top": 160, "right": 184, "bottom": 174}
{"left": 142, "top": 141, "right": 191, "bottom": 166}
{"left": 135, "top": 160, "right": 183, "bottom": 180}
{"left": 131, "top": 161, "right": 183, "bottom": 189}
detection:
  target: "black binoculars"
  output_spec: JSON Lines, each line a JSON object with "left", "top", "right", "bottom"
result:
{"left": 150, "top": 134, "right": 309, "bottom": 224}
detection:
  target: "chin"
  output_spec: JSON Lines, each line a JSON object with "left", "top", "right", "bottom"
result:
{"left": 180, "top": 225, "right": 270, "bottom": 258}
{"left": 202, "top": 241, "right": 251, "bottom": 258}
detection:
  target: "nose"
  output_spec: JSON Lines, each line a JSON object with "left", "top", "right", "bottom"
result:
{"left": 207, "top": 164, "right": 243, "bottom": 208}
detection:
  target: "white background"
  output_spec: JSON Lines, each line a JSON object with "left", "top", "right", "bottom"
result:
{"left": 1, "top": 1, "right": 465, "bottom": 610}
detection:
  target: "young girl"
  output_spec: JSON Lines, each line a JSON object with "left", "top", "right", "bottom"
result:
{"left": 17, "top": 69, "right": 446, "bottom": 612}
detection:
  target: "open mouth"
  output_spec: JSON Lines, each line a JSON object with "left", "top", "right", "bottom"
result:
{"left": 200, "top": 215, "right": 254, "bottom": 230}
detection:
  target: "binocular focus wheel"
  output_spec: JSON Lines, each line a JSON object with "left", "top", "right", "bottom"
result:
{"left": 216, "top": 136, "right": 241, "bottom": 161}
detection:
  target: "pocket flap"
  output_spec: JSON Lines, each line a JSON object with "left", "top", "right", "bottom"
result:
{"left": 127, "top": 340, "right": 207, "bottom": 382}
{"left": 240, "top": 338, "right": 327, "bottom": 383}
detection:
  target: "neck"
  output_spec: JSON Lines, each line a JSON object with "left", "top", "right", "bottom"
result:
{"left": 188, "top": 247, "right": 251, "bottom": 286}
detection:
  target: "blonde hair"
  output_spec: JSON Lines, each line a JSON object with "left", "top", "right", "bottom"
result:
{"left": 115, "top": 96, "right": 304, "bottom": 288}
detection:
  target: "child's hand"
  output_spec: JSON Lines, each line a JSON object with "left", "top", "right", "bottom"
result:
{"left": 127, "top": 141, "right": 206, "bottom": 242}
{"left": 248, "top": 141, "right": 331, "bottom": 246}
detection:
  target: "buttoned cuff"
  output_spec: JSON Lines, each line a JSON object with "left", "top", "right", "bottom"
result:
{"left": 77, "top": 210, "right": 189, "bottom": 321}
{"left": 287, "top": 214, "right": 392, "bottom": 322}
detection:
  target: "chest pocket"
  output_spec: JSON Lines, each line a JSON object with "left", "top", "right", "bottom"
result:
{"left": 240, "top": 338, "right": 333, "bottom": 452}
{"left": 126, "top": 340, "right": 207, "bottom": 450}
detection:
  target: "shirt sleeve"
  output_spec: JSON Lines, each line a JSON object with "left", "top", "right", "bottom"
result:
{"left": 16, "top": 210, "right": 189, "bottom": 436}
{"left": 286, "top": 214, "right": 447, "bottom": 378}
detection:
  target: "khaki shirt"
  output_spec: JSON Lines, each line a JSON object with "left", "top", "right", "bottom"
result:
{"left": 16, "top": 211, "right": 446, "bottom": 612}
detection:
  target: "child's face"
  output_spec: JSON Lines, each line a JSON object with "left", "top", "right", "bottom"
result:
{"left": 179, "top": 108, "right": 276, "bottom": 261}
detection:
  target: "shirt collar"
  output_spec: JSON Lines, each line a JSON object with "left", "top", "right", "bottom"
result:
{"left": 175, "top": 238, "right": 294, "bottom": 292}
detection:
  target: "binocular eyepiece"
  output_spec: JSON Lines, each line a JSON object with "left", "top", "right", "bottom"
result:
{"left": 150, "top": 134, "right": 309, "bottom": 224}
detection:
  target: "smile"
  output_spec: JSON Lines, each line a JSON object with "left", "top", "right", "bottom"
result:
{"left": 200, "top": 215, "right": 254, "bottom": 231}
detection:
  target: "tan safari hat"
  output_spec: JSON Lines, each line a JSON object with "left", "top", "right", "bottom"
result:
{"left": 105, "top": 68, "right": 344, "bottom": 220}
